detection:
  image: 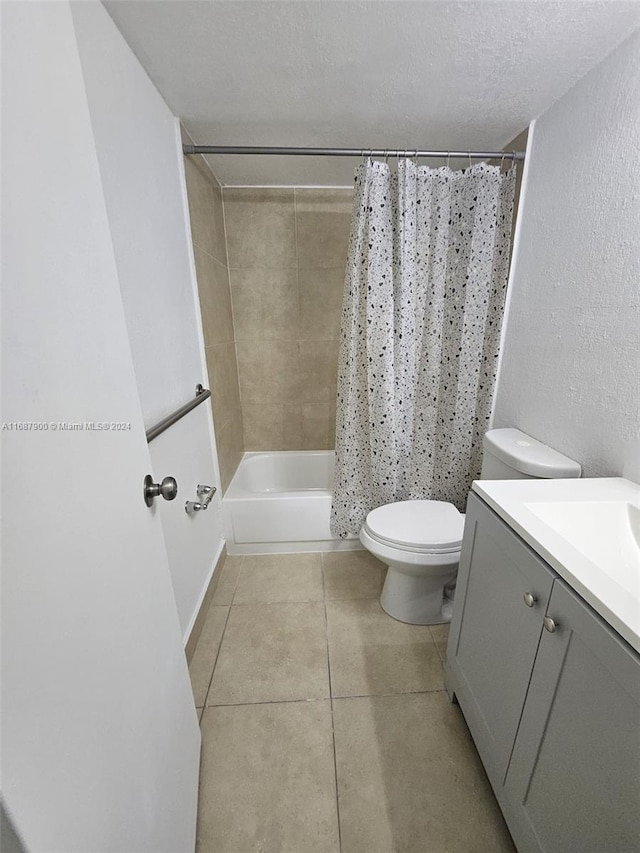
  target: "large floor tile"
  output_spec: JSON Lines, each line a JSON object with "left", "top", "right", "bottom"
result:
{"left": 189, "top": 605, "right": 229, "bottom": 707}
{"left": 198, "top": 701, "right": 339, "bottom": 853}
{"left": 322, "top": 550, "right": 386, "bottom": 600}
{"left": 211, "top": 555, "right": 243, "bottom": 605}
{"left": 233, "top": 553, "right": 323, "bottom": 603}
{"left": 333, "top": 693, "right": 516, "bottom": 853}
{"left": 326, "top": 599, "right": 444, "bottom": 697}
{"left": 207, "top": 602, "right": 330, "bottom": 704}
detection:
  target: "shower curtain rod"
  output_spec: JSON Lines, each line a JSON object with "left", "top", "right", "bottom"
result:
{"left": 182, "top": 144, "right": 526, "bottom": 161}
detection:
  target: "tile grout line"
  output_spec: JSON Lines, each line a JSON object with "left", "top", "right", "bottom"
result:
{"left": 204, "top": 687, "right": 449, "bottom": 710}
{"left": 229, "top": 593, "right": 380, "bottom": 606}
{"left": 220, "top": 187, "right": 247, "bottom": 447}
{"left": 201, "top": 557, "right": 244, "bottom": 714}
{"left": 292, "top": 187, "right": 305, "bottom": 449}
{"left": 321, "top": 553, "right": 343, "bottom": 853}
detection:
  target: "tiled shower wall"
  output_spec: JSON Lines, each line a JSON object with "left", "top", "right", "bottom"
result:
{"left": 223, "top": 188, "right": 353, "bottom": 451}
{"left": 183, "top": 147, "right": 244, "bottom": 492}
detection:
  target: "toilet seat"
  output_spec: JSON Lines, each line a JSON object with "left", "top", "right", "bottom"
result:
{"left": 363, "top": 500, "right": 464, "bottom": 555}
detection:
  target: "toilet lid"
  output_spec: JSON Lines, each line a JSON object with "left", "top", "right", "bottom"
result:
{"left": 364, "top": 500, "right": 464, "bottom": 554}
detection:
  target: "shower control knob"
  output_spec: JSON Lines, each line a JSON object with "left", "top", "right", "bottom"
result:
{"left": 144, "top": 474, "right": 178, "bottom": 507}
{"left": 523, "top": 592, "right": 537, "bottom": 608}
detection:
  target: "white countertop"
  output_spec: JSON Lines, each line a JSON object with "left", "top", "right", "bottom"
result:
{"left": 471, "top": 477, "right": 640, "bottom": 653}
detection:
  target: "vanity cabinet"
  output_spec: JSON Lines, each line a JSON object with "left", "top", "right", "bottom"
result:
{"left": 445, "top": 492, "right": 640, "bottom": 853}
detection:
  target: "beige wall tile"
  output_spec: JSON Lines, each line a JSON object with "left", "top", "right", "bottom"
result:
{"left": 241, "top": 403, "right": 283, "bottom": 449}
{"left": 194, "top": 247, "right": 234, "bottom": 345}
{"left": 299, "top": 268, "right": 344, "bottom": 340}
{"left": 183, "top": 155, "right": 227, "bottom": 265}
{"left": 230, "top": 268, "right": 299, "bottom": 342}
{"left": 282, "top": 404, "right": 304, "bottom": 449}
{"left": 298, "top": 340, "right": 339, "bottom": 404}
{"left": 183, "top": 143, "right": 245, "bottom": 478}
{"left": 204, "top": 340, "right": 243, "bottom": 490}
{"left": 216, "top": 186, "right": 353, "bottom": 451}
{"left": 205, "top": 342, "right": 242, "bottom": 421}
{"left": 224, "top": 188, "right": 296, "bottom": 269}
{"left": 214, "top": 413, "right": 244, "bottom": 494}
{"left": 301, "top": 403, "right": 336, "bottom": 450}
{"left": 236, "top": 339, "right": 301, "bottom": 404}
{"left": 296, "top": 188, "right": 353, "bottom": 269}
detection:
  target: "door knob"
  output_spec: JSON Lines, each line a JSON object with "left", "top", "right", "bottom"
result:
{"left": 543, "top": 616, "right": 558, "bottom": 633}
{"left": 144, "top": 474, "right": 178, "bottom": 507}
{"left": 523, "top": 592, "right": 537, "bottom": 608}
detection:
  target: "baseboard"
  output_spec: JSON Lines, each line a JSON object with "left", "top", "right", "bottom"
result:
{"left": 184, "top": 544, "right": 227, "bottom": 665}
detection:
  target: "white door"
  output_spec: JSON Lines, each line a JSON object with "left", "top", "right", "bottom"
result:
{"left": 1, "top": 3, "right": 200, "bottom": 851}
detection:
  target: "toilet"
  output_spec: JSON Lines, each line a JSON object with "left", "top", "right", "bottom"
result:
{"left": 360, "top": 428, "right": 581, "bottom": 625}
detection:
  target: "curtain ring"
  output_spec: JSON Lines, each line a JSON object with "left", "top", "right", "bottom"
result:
{"left": 500, "top": 152, "right": 506, "bottom": 171}
{"left": 384, "top": 149, "right": 389, "bottom": 164}
{"left": 468, "top": 151, "right": 473, "bottom": 169}
{"left": 446, "top": 151, "right": 451, "bottom": 169}
{"left": 512, "top": 150, "right": 517, "bottom": 167}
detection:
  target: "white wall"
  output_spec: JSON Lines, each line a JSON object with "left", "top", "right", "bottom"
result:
{"left": 493, "top": 29, "right": 640, "bottom": 476}
{"left": 71, "top": 1, "right": 224, "bottom": 638}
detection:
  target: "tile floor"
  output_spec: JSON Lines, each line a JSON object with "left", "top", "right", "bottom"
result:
{"left": 189, "top": 550, "right": 516, "bottom": 853}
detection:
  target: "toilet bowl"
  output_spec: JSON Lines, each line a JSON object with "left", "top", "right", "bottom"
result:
{"left": 360, "top": 500, "right": 464, "bottom": 625}
{"left": 359, "top": 428, "right": 582, "bottom": 626}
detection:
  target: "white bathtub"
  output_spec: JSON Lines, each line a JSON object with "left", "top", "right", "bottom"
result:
{"left": 223, "top": 451, "right": 360, "bottom": 554}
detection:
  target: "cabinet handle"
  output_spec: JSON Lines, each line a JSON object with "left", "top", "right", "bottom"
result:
{"left": 543, "top": 616, "right": 558, "bottom": 633}
{"left": 523, "top": 592, "right": 537, "bottom": 608}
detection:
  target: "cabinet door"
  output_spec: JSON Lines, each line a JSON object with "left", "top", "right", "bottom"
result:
{"left": 505, "top": 579, "right": 640, "bottom": 853}
{"left": 446, "top": 494, "right": 556, "bottom": 783}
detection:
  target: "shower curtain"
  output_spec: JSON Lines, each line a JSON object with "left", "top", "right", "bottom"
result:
{"left": 330, "top": 158, "right": 516, "bottom": 537}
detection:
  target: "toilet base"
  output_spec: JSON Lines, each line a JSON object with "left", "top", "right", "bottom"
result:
{"left": 380, "top": 565, "right": 457, "bottom": 625}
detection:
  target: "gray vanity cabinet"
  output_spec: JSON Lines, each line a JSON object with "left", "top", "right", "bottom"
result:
{"left": 504, "top": 578, "right": 640, "bottom": 853}
{"left": 445, "top": 493, "right": 555, "bottom": 783}
{"left": 445, "top": 492, "right": 640, "bottom": 853}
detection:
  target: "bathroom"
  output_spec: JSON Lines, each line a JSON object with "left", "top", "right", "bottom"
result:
{"left": 2, "top": 1, "right": 639, "bottom": 852}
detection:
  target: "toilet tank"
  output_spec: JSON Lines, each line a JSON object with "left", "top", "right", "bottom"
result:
{"left": 480, "top": 428, "right": 581, "bottom": 480}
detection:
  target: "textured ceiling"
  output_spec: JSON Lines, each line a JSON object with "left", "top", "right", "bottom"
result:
{"left": 104, "top": 1, "right": 640, "bottom": 186}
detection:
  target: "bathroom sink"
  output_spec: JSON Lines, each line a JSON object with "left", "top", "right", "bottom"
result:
{"left": 525, "top": 500, "right": 640, "bottom": 595}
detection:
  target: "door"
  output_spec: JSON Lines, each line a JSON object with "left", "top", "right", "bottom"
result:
{"left": 505, "top": 580, "right": 640, "bottom": 853}
{"left": 1, "top": 3, "right": 199, "bottom": 851}
{"left": 446, "top": 494, "right": 555, "bottom": 783}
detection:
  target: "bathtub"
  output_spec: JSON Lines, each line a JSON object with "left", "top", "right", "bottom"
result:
{"left": 223, "top": 451, "right": 361, "bottom": 554}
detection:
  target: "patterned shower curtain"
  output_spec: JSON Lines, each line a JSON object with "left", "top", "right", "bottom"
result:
{"left": 330, "top": 158, "right": 516, "bottom": 537}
